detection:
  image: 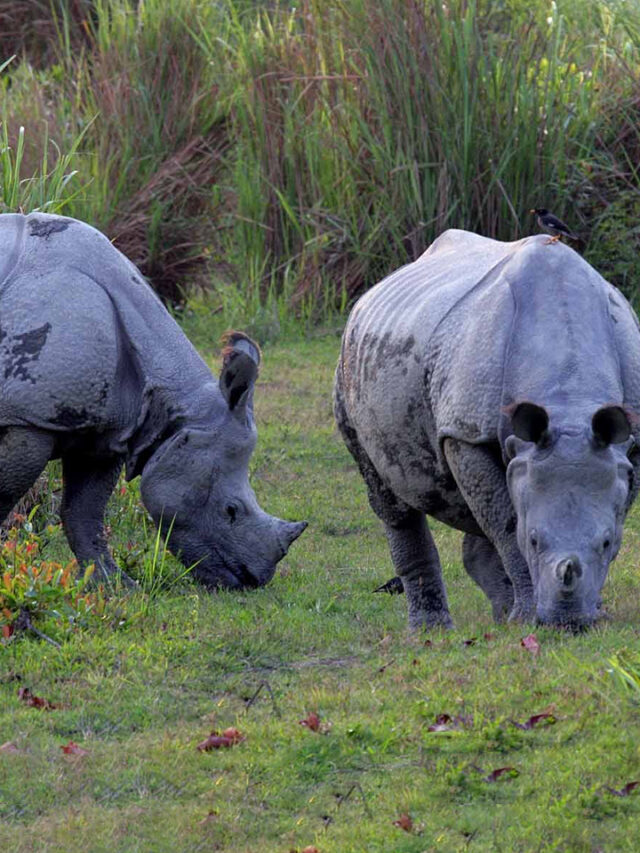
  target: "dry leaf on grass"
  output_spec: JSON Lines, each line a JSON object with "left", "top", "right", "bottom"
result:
{"left": 392, "top": 813, "right": 413, "bottom": 832}
{"left": 427, "top": 713, "right": 473, "bottom": 733}
{"left": 198, "top": 810, "right": 218, "bottom": 824}
{"left": 196, "top": 727, "right": 245, "bottom": 751}
{"left": 483, "top": 766, "right": 519, "bottom": 783}
{"left": 510, "top": 713, "right": 556, "bottom": 730}
{"left": 60, "top": 741, "right": 89, "bottom": 756}
{"left": 520, "top": 634, "right": 540, "bottom": 655}
{"left": 0, "top": 741, "right": 21, "bottom": 753}
{"left": 17, "top": 687, "right": 57, "bottom": 710}
{"left": 604, "top": 781, "right": 639, "bottom": 797}
{"left": 299, "top": 712, "right": 321, "bottom": 732}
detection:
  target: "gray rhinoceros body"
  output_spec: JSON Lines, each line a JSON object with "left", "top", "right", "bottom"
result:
{"left": 335, "top": 229, "right": 640, "bottom": 628}
{"left": 0, "top": 213, "right": 306, "bottom": 587}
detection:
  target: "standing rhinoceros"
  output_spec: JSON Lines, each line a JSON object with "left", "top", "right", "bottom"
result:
{"left": 0, "top": 212, "right": 306, "bottom": 587}
{"left": 334, "top": 229, "right": 640, "bottom": 628}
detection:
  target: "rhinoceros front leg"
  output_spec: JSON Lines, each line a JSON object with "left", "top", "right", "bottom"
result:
{"left": 60, "top": 455, "right": 134, "bottom": 587}
{"left": 385, "top": 511, "right": 453, "bottom": 630}
{"left": 462, "top": 533, "right": 514, "bottom": 622}
{"left": 443, "top": 438, "right": 534, "bottom": 623}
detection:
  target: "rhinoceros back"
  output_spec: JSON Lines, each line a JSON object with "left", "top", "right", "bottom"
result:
{"left": 0, "top": 213, "right": 212, "bottom": 434}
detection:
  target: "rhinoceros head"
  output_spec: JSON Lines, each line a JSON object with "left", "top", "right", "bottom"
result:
{"left": 506, "top": 402, "right": 633, "bottom": 627}
{"left": 139, "top": 334, "right": 306, "bottom": 589}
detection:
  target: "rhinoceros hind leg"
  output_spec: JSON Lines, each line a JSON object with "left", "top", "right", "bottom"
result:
{"left": 385, "top": 512, "right": 453, "bottom": 630}
{"left": 61, "top": 454, "right": 134, "bottom": 587}
{"left": 0, "top": 427, "right": 56, "bottom": 525}
{"left": 462, "top": 533, "right": 514, "bottom": 622}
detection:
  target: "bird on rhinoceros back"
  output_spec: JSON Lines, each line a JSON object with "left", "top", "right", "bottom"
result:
{"left": 530, "top": 207, "right": 579, "bottom": 244}
{"left": 335, "top": 228, "right": 640, "bottom": 631}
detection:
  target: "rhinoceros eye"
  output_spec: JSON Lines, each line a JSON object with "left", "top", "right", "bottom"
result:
{"left": 226, "top": 504, "right": 238, "bottom": 523}
{"left": 529, "top": 530, "right": 539, "bottom": 550}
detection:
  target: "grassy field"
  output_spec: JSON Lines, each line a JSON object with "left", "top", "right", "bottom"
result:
{"left": 1, "top": 333, "right": 640, "bottom": 852}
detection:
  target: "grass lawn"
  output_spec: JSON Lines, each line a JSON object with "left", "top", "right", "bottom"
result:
{"left": 1, "top": 332, "right": 640, "bottom": 852}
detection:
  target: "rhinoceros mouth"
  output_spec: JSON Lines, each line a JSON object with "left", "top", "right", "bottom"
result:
{"left": 535, "top": 608, "right": 599, "bottom": 631}
{"left": 232, "top": 563, "right": 261, "bottom": 589}
{"left": 197, "top": 556, "right": 263, "bottom": 590}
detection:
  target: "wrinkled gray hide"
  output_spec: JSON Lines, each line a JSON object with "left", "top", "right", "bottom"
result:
{"left": 0, "top": 213, "right": 306, "bottom": 588}
{"left": 334, "top": 229, "right": 640, "bottom": 628}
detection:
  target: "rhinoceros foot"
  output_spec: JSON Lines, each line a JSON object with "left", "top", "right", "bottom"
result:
{"left": 507, "top": 597, "right": 536, "bottom": 624}
{"left": 407, "top": 604, "right": 454, "bottom": 631}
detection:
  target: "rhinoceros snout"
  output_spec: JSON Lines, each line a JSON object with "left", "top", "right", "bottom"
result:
{"left": 275, "top": 519, "right": 308, "bottom": 556}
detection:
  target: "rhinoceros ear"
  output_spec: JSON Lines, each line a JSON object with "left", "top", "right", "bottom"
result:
{"left": 592, "top": 405, "right": 631, "bottom": 446}
{"left": 510, "top": 401, "right": 550, "bottom": 445}
{"left": 219, "top": 331, "right": 261, "bottom": 415}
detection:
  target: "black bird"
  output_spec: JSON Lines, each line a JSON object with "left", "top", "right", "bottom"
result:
{"left": 530, "top": 208, "right": 579, "bottom": 244}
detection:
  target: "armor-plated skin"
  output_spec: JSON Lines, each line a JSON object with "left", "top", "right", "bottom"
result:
{"left": 0, "top": 213, "right": 306, "bottom": 588}
{"left": 334, "top": 229, "right": 640, "bottom": 628}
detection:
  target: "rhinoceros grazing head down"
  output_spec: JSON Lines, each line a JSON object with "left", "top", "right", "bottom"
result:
{"left": 140, "top": 334, "right": 307, "bottom": 589}
{"left": 506, "top": 402, "right": 633, "bottom": 627}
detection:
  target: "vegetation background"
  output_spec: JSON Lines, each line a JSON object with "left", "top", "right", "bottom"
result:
{"left": 2, "top": 1, "right": 640, "bottom": 851}
{"left": 2, "top": 0, "right": 640, "bottom": 324}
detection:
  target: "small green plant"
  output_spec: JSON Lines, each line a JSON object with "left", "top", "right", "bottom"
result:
{"left": 607, "top": 650, "right": 640, "bottom": 701}
{"left": 0, "top": 511, "right": 103, "bottom": 641}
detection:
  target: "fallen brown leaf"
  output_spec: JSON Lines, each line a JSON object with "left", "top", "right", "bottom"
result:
{"left": 198, "top": 810, "right": 218, "bottom": 824}
{"left": 2, "top": 623, "right": 13, "bottom": 639}
{"left": 301, "top": 847, "right": 321, "bottom": 853}
{"left": 605, "top": 781, "right": 639, "bottom": 797}
{"left": 299, "top": 712, "right": 321, "bottom": 732}
{"left": 521, "top": 634, "right": 540, "bottom": 655}
{"left": 60, "top": 741, "right": 89, "bottom": 756}
{"left": 510, "top": 713, "right": 556, "bottom": 730}
{"left": 196, "top": 727, "right": 245, "bottom": 751}
{"left": 0, "top": 741, "right": 21, "bottom": 753}
{"left": 221, "top": 727, "right": 245, "bottom": 744}
{"left": 483, "top": 766, "right": 519, "bottom": 783}
{"left": 17, "top": 686, "right": 57, "bottom": 710}
{"left": 392, "top": 813, "right": 413, "bottom": 832}
{"left": 427, "top": 713, "right": 473, "bottom": 732}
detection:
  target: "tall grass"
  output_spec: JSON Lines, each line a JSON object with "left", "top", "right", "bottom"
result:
{"left": 1, "top": 0, "right": 640, "bottom": 314}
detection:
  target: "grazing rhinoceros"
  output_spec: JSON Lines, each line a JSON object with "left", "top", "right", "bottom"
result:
{"left": 334, "top": 229, "right": 640, "bottom": 629}
{"left": 0, "top": 212, "right": 306, "bottom": 587}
